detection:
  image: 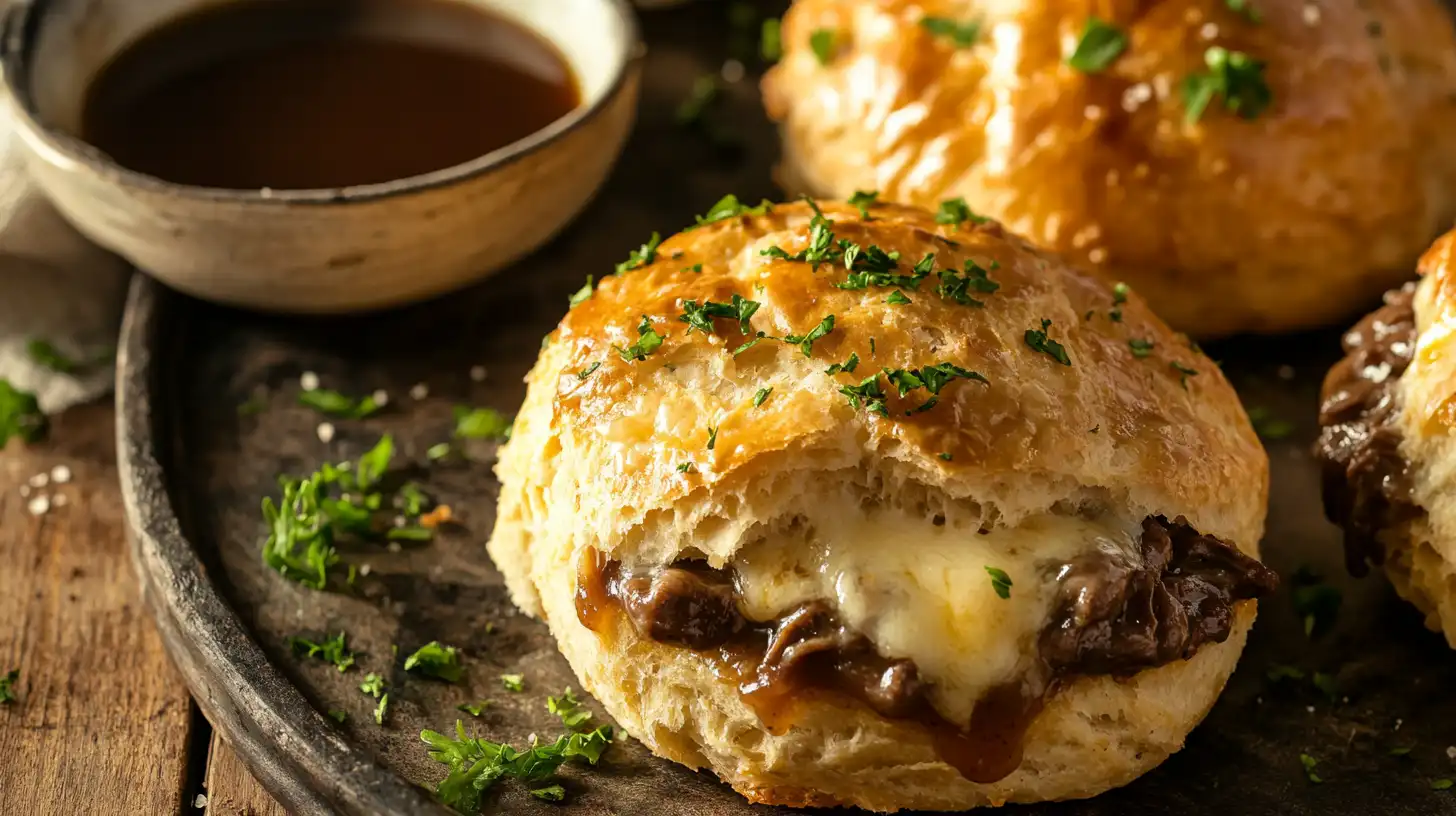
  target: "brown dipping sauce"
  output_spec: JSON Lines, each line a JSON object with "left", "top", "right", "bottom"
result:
{"left": 80, "top": 0, "right": 580, "bottom": 189}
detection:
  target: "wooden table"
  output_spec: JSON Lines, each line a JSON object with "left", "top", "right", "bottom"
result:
{"left": 0, "top": 401, "right": 286, "bottom": 815}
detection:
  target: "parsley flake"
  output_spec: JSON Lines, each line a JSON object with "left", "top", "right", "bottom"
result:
{"left": 374, "top": 693, "right": 390, "bottom": 725}
{"left": 706, "top": 425, "right": 719, "bottom": 451}
{"left": 985, "top": 566, "right": 1013, "bottom": 599}
{"left": 458, "top": 701, "right": 492, "bottom": 717}
{"left": 1170, "top": 361, "right": 1198, "bottom": 388}
{"left": 290, "top": 632, "right": 356, "bottom": 672}
{"left": 404, "top": 641, "right": 464, "bottom": 683}
{"left": 547, "top": 687, "right": 594, "bottom": 730}
{"left": 0, "top": 669, "right": 17, "bottom": 703}
{"left": 1291, "top": 568, "right": 1342, "bottom": 638}
{"left": 1112, "top": 282, "right": 1129, "bottom": 306}
{"left": 299, "top": 389, "right": 382, "bottom": 419}
{"left": 27, "top": 339, "right": 81, "bottom": 374}
{"left": 920, "top": 16, "right": 981, "bottom": 48}
{"left": 1182, "top": 47, "right": 1271, "bottom": 124}
{"left": 761, "top": 17, "right": 783, "bottom": 61}
{"left": 421, "top": 720, "right": 613, "bottom": 812}
{"left": 1300, "top": 753, "right": 1322, "bottom": 783}
{"left": 676, "top": 74, "right": 719, "bottom": 128}
{"left": 848, "top": 190, "right": 879, "bottom": 219}
{"left": 885, "top": 362, "right": 989, "bottom": 413}
{"left": 783, "top": 314, "right": 835, "bottom": 357}
{"left": 1067, "top": 17, "right": 1127, "bottom": 73}
{"left": 839, "top": 373, "right": 889, "bottom": 416}
{"left": 1434, "top": 779, "right": 1454, "bottom": 791}
{"left": 692, "top": 194, "right": 772, "bottom": 228}
{"left": 1129, "top": 338, "right": 1155, "bottom": 358}
{"left": 1247, "top": 406, "right": 1295, "bottom": 440}
{"left": 568, "top": 276, "right": 595, "bottom": 308}
{"left": 753, "top": 387, "right": 773, "bottom": 407}
{"left": 1265, "top": 664, "right": 1306, "bottom": 682}
{"left": 679, "top": 294, "right": 760, "bottom": 335}
{"left": 577, "top": 362, "right": 602, "bottom": 380}
{"left": 615, "top": 316, "right": 666, "bottom": 362}
{"left": 501, "top": 673, "right": 526, "bottom": 692}
{"left": 615, "top": 233, "right": 663, "bottom": 274}
{"left": 887, "top": 290, "right": 912, "bottom": 305}
{"left": 262, "top": 474, "right": 341, "bottom": 589}
{"left": 1311, "top": 671, "right": 1338, "bottom": 702}
{"left": 938, "top": 452, "right": 953, "bottom": 461}
{"left": 454, "top": 406, "right": 513, "bottom": 440}
{"left": 1225, "top": 0, "right": 1261, "bottom": 23}
{"left": 934, "top": 197, "right": 988, "bottom": 227}
{"left": 0, "top": 379, "right": 46, "bottom": 446}
{"left": 360, "top": 673, "right": 387, "bottom": 698}
{"left": 1025, "top": 320, "right": 1072, "bottom": 365}
{"left": 935, "top": 259, "right": 999, "bottom": 306}
{"left": 676, "top": 462, "right": 697, "bottom": 474}
{"left": 809, "top": 28, "right": 837, "bottom": 65}
{"left": 825, "top": 353, "right": 860, "bottom": 375}
{"left": 1390, "top": 746, "right": 1414, "bottom": 757}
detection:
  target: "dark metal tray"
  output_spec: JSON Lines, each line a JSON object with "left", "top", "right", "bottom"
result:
{"left": 117, "top": 3, "right": 1456, "bottom": 814}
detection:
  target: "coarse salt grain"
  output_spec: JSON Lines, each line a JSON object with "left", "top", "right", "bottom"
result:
{"left": 53, "top": 494, "right": 68, "bottom": 507}
{"left": 194, "top": 794, "right": 208, "bottom": 809}
{"left": 470, "top": 365, "right": 488, "bottom": 382}
{"left": 393, "top": 515, "right": 407, "bottom": 528}
{"left": 1397, "top": 718, "right": 1405, "bottom": 730}
{"left": 1200, "top": 22, "right": 1218, "bottom": 40}
{"left": 372, "top": 389, "right": 389, "bottom": 407}
{"left": 1446, "top": 746, "right": 1456, "bottom": 760}
{"left": 410, "top": 383, "right": 429, "bottom": 400}
{"left": 50, "top": 464, "right": 71, "bottom": 484}
{"left": 1304, "top": 4, "right": 1321, "bottom": 25}
{"left": 387, "top": 542, "right": 402, "bottom": 554}
{"left": 721, "top": 59, "right": 745, "bottom": 83}
{"left": 27, "top": 495, "right": 49, "bottom": 516}
{"left": 19, "top": 485, "right": 30, "bottom": 498}
{"left": 301, "top": 371, "right": 320, "bottom": 391}
{"left": 317, "top": 422, "right": 336, "bottom": 443}
{"left": 360, "top": 564, "right": 373, "bottom": 576}
{"left": 1306, "top": 706, "right": 1316, "bottom": 714}
{"left": 1278, "top": 365, "right": 1296, "bottom": 380}
{"left": 29, "top": 473, "right": 48, "bottom": 488}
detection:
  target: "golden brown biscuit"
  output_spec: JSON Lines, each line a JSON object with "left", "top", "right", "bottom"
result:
{"left": 761, "top": 0, "right": 1456, "bottom": 338}
{"left": 1318, "top": 228, "right": 1456, "bottom": 647}
{"left": 490, "top": 199, "right": 1277, "bottom": 810}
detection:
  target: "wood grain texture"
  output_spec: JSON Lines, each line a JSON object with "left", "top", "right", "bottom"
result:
{"left": 0, "top": 401, "right": 194, "bottom": 814}
{"left": 205, "top": 733, "right": 289, "bottom": 816}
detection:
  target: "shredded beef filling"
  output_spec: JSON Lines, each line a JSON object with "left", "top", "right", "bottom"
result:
{"left": 1314, "top": 283, "right": 1419, "bottom": 575}
{"left": 575, "top": 515, "right": 1275, "bottom": 783}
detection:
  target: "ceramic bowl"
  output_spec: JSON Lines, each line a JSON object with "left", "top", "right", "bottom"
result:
{"left": 0, "top": 0, "right": 642, "bottom": 313}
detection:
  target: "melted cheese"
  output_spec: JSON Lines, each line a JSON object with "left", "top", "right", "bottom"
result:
{"left": 731, "top": 509, "right": 1141, "bottom": 726}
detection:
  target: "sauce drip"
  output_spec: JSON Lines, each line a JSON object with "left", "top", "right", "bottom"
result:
{"left": 81, "top": 0, "right": 580, "bottom": 189}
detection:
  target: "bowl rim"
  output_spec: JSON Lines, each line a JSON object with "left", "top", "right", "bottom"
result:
{"left": 0, "top": 0, "right": 643, "bottom": 206}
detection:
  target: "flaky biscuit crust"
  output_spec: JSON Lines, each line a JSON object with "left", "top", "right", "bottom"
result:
{"left": 762, "top": 0, "right": 1456, "bottom": 338}
{"left": 490, "top": 201, "right": 1268, "bottom": 809}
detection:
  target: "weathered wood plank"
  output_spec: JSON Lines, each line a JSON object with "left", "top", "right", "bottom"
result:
{"left": 204, "top": 733, "right": 289, "bottom": 816}
{"left": 0, "top": 402, "right": 194, "bottom": 814}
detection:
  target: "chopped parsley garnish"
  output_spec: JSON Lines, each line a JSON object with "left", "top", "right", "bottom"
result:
{"left": 421, "top": 720, "right": 613, "bottom": 812}
{"left": 676, "top": 74, "right": 719, "bottom": 128}
{"left": 1025, "top": 320, "right": 1071, "bottom": 365}
{"left": 1112, "top": 282, "right": 1129, "bottom": 305}
{"left": 299, "top": 389, "right": 382, "bottom": 419}
{"left": 885, "top": 362, "right": 989, "bottom": 413}
{"left": 1291, "top": 568, "right": 1342, "bottom": 638}
{"left": 1182, "top": 47, "right": 1271, "bottom": 124}
{"left": 761, "top": 17, "right": 783, "bottom": 61}
{"left": 1311, "top": 671, "right": 1338, "bottom": 701}
{"left": 886, "top": 290, "right": 912, "bottom": 305}
{"left": 454, "top": 406, "right": 513, "bottom": 440}
{"left": 1225, "top": 0, "right": 1261, "bottom": 23}
{"left": 1434, "top": 779, "right": 1454, "bottom": 791}
{"left": 614, "top": 316, "right": 666, "bottom": 362}
{"left": 985, "top": 566, "right": 1013, "bottom": 599}
{"left": 0, "top": 379, "right": 46, "bottom": 446}
{"left": 1066, "top": 17, "right": 1127, "bottom": 73}
{"left": 374, "top": 693, "right": 390, "bottom": 725}
{"left": 935, "top": 259, "right": 999, "bottom": 306}
{"left": 388, "top": 526, "right": 433, "bottom": 542}
{"left": 404, "top": 641, "right": 464, "bottom": 683}
{"left": 783, "top": 314, "right": 835, "bottom": 357}
{"left": 360, "top": 673, "right": 387, "bottom": 698}
{"left": 532, "top": 785, "right": 566, "bottom": 802}
{"left": 27, "top": 339, "right": 81, "bottom": 374}
{"left": 679, "top": 294, "right": 760, "bottom": 334}
{"left": 934, "top": 197, "right": 989, "bottom": 227}
{"left": 262, "top": 474, "right": 341, "bottom": 589}
{"left": 1390, "top": 746, "right": 1414, "bottom": 757}
{"left": 501, "top": 673, "right": 526, "bottom": 692}
{"left": 839, "top": 374, "right": 889, "bottom": 416}
{"left": 1170, "top": 361, "right": 1198, "bottom": 388}
{"left": 809, "top": 28, "right": 837, "bottom": 65}
{"left": 328, "top": 709, "right": 347, "bottom": 724}
{"left": 706, "top": 425, "right": 719, "bottom": 451}
{"left": 547, "top": 687, "right": 594, "bottom": 729}
{"left": 1300, "top": 753, "right": 1322, "bottom": 783}
{"left": 427, "top": 442, "right": 451, "bottom": 461}
{"left": 835, "top": 249, "right": 924, "bottom": 291}
{"left": 692, "top": 194, "right": 772, "bottom": 228}
{"left": 458, "top": 701, "right": 492, "bottom": 717}
{"left": 1247, "top": 406, "right": 1294, "bottom": 440}
{"left": 0, "top": 669, "right": 17, "bottom": 703}
{"left": 290, "top": 632, "right": 356, "bottom": 672}
{"left": 1265, "top": 664, "right": 1306, "bottom": 682}
{"left": 938, "top": 452, "right": 953, "bottom": 461}
{"left": 752, "top": 387, "right": 773, "bottom": 407}
{"left": 1128, "top": 338, "right": 1155, "bottom": 358}
{"left": 577, "top": 362, "right": 602, "bottom": 380}
{"left": 920, "top": 16, "right": 981, "bottom": 48}
{"left": 568, "top": 276, "right": 595, "bottom": 308}
{"left": 684, "top": 264, "right": 703, "bottom": 273}
{"left": 676, "top": 462, "right": 697, "bottom": 474}
{"left": 615, "top": 233, "right": 663, "bottom": 274}
{"left": 848, "top": 190, "right": 879, "bottom": 219}
{"left": 732, "top": 333, "right": 768, "bottom": 356}
{"left": 825, "top": 353, "right": 860, "bottom": 374}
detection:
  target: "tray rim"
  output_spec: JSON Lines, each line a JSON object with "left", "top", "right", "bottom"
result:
{"left": 116, "top": 274, "right": 448, "bottom": 816}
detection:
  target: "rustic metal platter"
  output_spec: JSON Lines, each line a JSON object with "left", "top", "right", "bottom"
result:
{"left": 118, "top": 3, "right": 1456, "bottom": 814}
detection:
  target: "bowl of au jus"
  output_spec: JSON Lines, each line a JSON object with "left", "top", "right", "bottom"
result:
{"left": 0, "top": 0, "right": 642, "bottom": 312}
